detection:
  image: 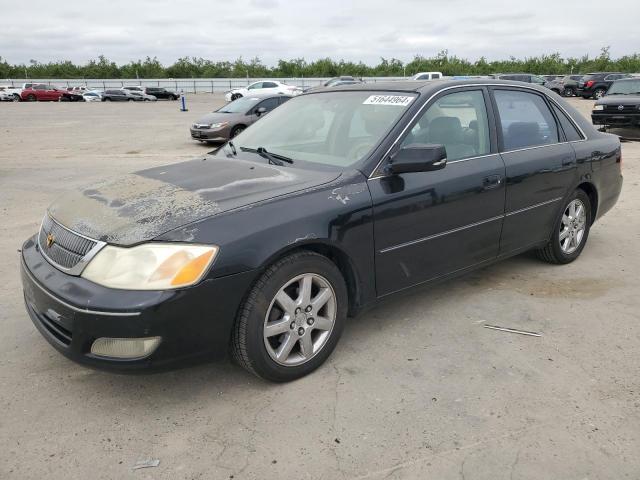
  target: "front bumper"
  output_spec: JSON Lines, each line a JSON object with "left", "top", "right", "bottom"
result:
{"left": 190, "top": 126, "right": 230, "bottom": 142}
{"left": 20, "top": 235, "right": 256, "bottom": 372}
{"left": 592, "top": 113, "right": 640, "bottom": 127}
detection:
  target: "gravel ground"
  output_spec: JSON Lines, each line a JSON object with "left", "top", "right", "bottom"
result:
{"left": 0, "top": 95, "right": 638, "bottom": 480}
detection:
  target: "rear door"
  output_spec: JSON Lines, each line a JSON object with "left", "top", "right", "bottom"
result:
{"left": 490, "top": 87, "right": 576, "bottom": 254}
{"left": 370, "top": 87, "right": 506, "bottom": 295}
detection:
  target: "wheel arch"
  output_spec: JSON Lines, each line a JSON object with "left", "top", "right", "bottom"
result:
{"left": 258, "top": 241, "right": 362, "bottom": 317}
{"left": 576, "top": 181, "right": 598, "bottom": 224}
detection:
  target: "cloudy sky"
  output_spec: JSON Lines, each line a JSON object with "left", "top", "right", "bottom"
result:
{"left": 1, "top": 0, "right": 639, "bottom": 65}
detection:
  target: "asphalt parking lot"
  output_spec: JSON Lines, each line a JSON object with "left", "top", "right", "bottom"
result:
{"left": 1, "top": 95, "right": 638, "bottom": 479}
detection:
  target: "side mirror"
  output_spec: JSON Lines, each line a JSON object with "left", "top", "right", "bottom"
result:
{"left": 255, "top": 106, "right": 267, "bottom": 116}
{"left": 386, "top": 144, "right": 447, "bottom": 174}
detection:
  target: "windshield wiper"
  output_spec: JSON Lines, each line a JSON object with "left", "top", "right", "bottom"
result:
{"left": 240, "top": 146, "right": 294, "bottom": 165}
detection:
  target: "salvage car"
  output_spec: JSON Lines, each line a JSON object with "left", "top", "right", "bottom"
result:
{"left": 558, "top": 75, "right": 584, "bottom": 97}
{"left": 0, "top": 85, "right": 22, "bottom": 101}
{"left": 20, "top": 84, "right": 64, "bottom": 101}
{"left": 101, "top": 89, "right": 141, "bottom": 101}
{"left": 591, "top": 78, "right": 640, "bottom": 128}
{"left": 191, "top": 94, "right": 291, "bottom": 143}
{"left": 21, "top": 80, "right": 622, "bottom": 382}
{"left": 224, "top": 81, "right": 302, "bottom": 102}
{"left": 82, "top": 91, "right": 102, "bottom": 102}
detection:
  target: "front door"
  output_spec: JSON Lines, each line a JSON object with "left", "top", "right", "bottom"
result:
{"left": 370, "top": 88, "right": 506, "bottom": 296}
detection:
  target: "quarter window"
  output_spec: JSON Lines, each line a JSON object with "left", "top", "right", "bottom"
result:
{"left": 402, "top": 90, "right": 491, "bottom": 161}
{"left": 247, "top": 82, "right": 263, "bottom": 90}
{"left": 551, "top": 103, "right": 583, "bottom": 141}
{"left": 494, "top": 89, "right": 559, "bottom": 150}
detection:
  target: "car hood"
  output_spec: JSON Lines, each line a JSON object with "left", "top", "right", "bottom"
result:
{"left": 195, "top": 112, "right": 242, "bottom": 124}
{"left": 48, "top": 157, "right": 341, "bottom": 246}
{"left": 596, "top": 95, "right": 640, "bottom": 105}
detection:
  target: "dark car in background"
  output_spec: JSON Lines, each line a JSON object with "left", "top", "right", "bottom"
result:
{"left": 190, "top": 94, "right": 291, "bottom": 143}
{"left": 577, "top": 73, "right": 630, "bottom": 99}
{"left": 490, "top": 73, "right": 546, "bottom": 85}
{"left": 101, "top": 89, "right": 141, "bottom": 101}
{"left": 21, "top": 80, "right": 622, "bottom": 382}
{"left": 145, "top": 87, "right": 180, "bottom": 100}
{"left": 592, "top": 77, "right": 640, "bottom": 128}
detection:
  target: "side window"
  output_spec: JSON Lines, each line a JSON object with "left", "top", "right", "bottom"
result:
{"left": 416, "top": 74, "right": 429, "bottom": 80}
{"left": 247, "top": 82, "right": 262, "bottom": 90}
{"left": 35, "top": 85, "right": 46, "bottom": 90}
{"left": 432, "top": 73, "right": 441, "bottom": 79}
{"left": 551, "top": 103, "right": 583, "bottom": 142}
{"left": 494, "top": 89, "right": 559, "bottom": 150}
{"left": 262, "top": 82, "right": 278, "bottom": 88}
{"left": 531, "top": 76, "right": 545, "bottom": 85}
{"left": 256, "top": 97, "right": 279, "bottom": 112}
{"left": 401, "top": 90, "right": 491, "bottom": 161}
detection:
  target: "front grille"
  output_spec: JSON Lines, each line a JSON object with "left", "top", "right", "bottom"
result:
{"left": 39, "top": 214, "right": 97, "bottom": 270}
{"left": 604, "top": 104, "right": 638, "bottom": 112}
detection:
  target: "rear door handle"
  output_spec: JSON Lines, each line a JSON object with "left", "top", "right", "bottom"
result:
{"left": 483, "top": 174, "right": 503, "bottom": 190}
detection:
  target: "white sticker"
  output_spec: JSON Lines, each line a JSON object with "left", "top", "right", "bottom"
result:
{"left": 363, "top": 95, "right": 414, "bottom": 107}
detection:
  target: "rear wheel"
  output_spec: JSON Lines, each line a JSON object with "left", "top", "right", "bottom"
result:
{"left": 231, "top": 251, "right": 348, "bottom": 382}
{"left": 26, "top": 94, "right": 36, "bottom": 101}
{"left": 12, "top": 94, "right": 20, "bottom": 102}
{"left": 537, "top": 189, "right": 591, "bottom": 264}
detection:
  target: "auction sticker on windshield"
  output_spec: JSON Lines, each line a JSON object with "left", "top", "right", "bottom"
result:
{"left": 363, "top": 95, "right": 414, "bottom": 106}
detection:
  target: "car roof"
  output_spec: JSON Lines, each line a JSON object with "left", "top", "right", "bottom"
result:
{"left": 310, "top": 78, "right": 553, "bottom": 95}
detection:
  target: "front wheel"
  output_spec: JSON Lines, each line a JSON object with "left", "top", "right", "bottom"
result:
{"left": 231, "top": 251, "right": 348, "bottom": 382}
{"left": 537, "top": 189, "right": 591, "bottom": 264}
{"left": 12, "top": 94, "right": 20, "bottom": 102}
{"left": 26, "top": 94, "right": 36, "bottom": 101}
{"left": 563, "top": 87, "right": 575, "bottom": 97}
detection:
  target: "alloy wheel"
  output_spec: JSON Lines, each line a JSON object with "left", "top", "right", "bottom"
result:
{"left": 559, "top": 199, "right": 587, "bottom": 254}
{"left": 263, "top": 273, "right": 337, "bottom": 366}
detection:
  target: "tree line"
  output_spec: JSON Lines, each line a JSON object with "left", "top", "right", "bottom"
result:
{"left": 2, "top": 48, "right": 639, "bottom": 79}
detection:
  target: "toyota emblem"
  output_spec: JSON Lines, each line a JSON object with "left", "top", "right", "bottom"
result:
{"left": 618, "top": 105, "right": 624, "bottom": 111}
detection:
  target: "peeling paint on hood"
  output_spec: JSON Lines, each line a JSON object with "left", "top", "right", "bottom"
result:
{"left": 48, "top": 157, "right": 341, "bottom": 246}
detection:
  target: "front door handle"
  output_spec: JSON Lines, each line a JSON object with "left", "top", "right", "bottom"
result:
{"left": 483, "top": 174, "right": 503, "bottom": 190}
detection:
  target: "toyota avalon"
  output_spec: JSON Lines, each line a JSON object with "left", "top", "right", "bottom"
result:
{"left": 21, "top": 80, "right": 623, "bottom": 382}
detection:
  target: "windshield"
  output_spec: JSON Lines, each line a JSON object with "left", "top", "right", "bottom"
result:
{"left": 606, "top": 80, "right": 640, "bottom": 95}
{"left": 230, "top": 91, "right": 416, "bottom": 167}
{"left": 217, "top": 96, "right": 262, "bottom": 113}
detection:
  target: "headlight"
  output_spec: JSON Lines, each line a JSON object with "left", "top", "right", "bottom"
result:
{"left": 82, "top": 243, "right": 219, "bottom": 290}
{"left": 593, "top": 105, "right": 605, "bottom": 111}
{"left": 210, "top": 122, "right": 228, "bottom": 128}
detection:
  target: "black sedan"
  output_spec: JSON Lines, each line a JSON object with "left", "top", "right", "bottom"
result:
{"left": 592, "top": 78, "right": 640, "bottom": 128}
{"left": 21, "top": 80, "right": 622, "bottom": 382}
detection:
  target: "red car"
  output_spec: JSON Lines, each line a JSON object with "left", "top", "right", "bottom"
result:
{"left": 21, "top": 84, "right": 65, "bottom": 101}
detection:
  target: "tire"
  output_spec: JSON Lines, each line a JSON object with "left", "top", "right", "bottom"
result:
{"left": 231, "top": 251, "right": 348, "bottom": 382}
{"left": 104, "top": 97, "right": 111, "bottom": 102}
{"left": 230, "top": 125, "right": 245, "bottom": 138}
{"left": 563, "top": 87, "right": 575, "bottom": 97}
{"left": 27, "top": 94, "right": 36, "bottom": 102}
{"left": 128, "top": 98, "right": 134, "bottom": 102}
{"left": 231, "top": 93, "right": 242, "bottom": 101}
{"left": 12, "top": 94, "right": 20, "bottom": 102}
{"left": 536, "top": 189, "right": 592, "bottom": 264}
{"left": 593, "top": 88, "right": 606, "bottom": 99}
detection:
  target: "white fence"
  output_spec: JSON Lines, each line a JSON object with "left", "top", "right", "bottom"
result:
{"left": 2, "top": 77, "right": 409, "bottom": 93}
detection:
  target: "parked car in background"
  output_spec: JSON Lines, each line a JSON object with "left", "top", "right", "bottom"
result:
{"left": 21, "top": 79, "right": 622, "bottom": 381}
{"left": 101, "top": 89, "right": 141, "bottom": 101}
{"left": 224, "top": 81, "right": 302, "bottom": 102}
{"left": 322, "top": 76, "right": 361, "bottom": 87}
{"left": 20, "top": 84, "right": 67, "bottom": 101}
{"left": 577, "top": 73, "right": 630, "bottom": 99}
{"left": 60, "top": 91, "right": 84, "bottom": 102}
{"left": 0, "top": 85, "right": 23, "bottom": 101}
{"left": 544, "top": 78, "right": 565, "bottom": 95}
{"left": 490, "top": 73, "right": 545, "bottom": 85}
{"left": 542, "top": 75, "right": 562, "bottom": 82}
{"left": 412, "top": 71, "right": 443, "bottom": 80}
{"left": 121, "top": 87, "right": 157, "bottom": 101}
{"left": 82, "top": 91, "right": 103, "bottom": 102}
{"left": 558, "top": 75, "right": 584, "bottom": 97}
{"left": 190, "top": 94, "right": 291, "bottom": 143}
{"left": 144, "top": 87, "right": 180, "bottom": 100}
{"left": 591, "top": 78, "right": 640, "bottom": 128}
{"left": 0, "top": 91, "right": 10, "bottom": 101}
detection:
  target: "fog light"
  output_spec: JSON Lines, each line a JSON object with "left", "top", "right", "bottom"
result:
{"left": 90, "top": 337, "right": 161, "bottom": 359}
